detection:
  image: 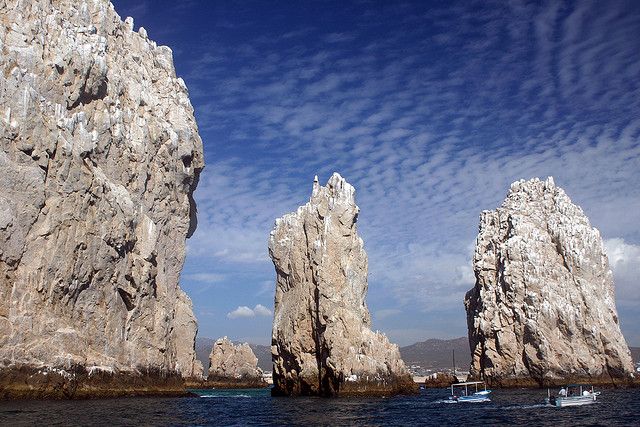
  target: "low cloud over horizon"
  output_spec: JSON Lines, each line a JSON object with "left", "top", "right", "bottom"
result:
{"left": 227, "top": 304, "right": 273, "bottom": 320}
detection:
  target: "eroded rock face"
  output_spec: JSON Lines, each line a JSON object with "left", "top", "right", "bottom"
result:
{"left": 269, "top": 173, "right": 416, "bottom": 396}
{"left": 206, "top": 337, "right": 266, "bottom": 388}
{"left": 465, "top": 177, "right": 635, "bottom": 387}
{"left": 0, "top": 0, "right": 203, "bottom": 397}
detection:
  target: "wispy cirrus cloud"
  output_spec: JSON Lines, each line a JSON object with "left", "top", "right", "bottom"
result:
{"left": 134, "top": 0, "right": 640, "bottom": 345}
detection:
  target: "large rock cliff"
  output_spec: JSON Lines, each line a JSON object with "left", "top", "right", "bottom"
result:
{"left": 0, "top": 0, "right": 203, "bottom": 397}
{"left": 269, "top": 173, "right": 416, "bottom": 396}
{"left": 206, "top": 337, "right": 267, "bottom": 388}
{"left": 465, "top": 177, "right": 635, "bottom": 387}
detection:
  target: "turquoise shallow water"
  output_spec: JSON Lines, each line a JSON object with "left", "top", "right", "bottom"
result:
{"left": 1, "top": 387, "right": 637, "bottom": 426}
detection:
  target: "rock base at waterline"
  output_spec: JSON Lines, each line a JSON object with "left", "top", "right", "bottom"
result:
{"left": 185, "top": 376, "right": 269, "bottom": 390}
{"left": 467, "top": 374, "right": 640, "bottom": 389}
{"left": 0, "top": 365, "right": 188, "bottom": 399}
{"left": 270, "top": 373, "right": 417, "bottom": 397}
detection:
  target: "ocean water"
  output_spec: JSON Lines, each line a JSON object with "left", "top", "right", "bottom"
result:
{"left": 1, "top": 387, "right": 638, "bottom": 426}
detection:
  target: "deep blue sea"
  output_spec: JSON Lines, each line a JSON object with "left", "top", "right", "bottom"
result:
{"left": 1, "top": 387, "right": 637, "bottom": 426}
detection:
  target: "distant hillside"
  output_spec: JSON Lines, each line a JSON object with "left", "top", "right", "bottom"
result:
{"left": 195, "top": 338, "right": 638, "bottom": 374}
{"left": 195, "top": 337, "right": 272, "bottom": 372}
{"left": 399, "top": 337, "right": 471, "bottom": 370}
{"left": 197, "top": 336, "right": 471, "bottom": 372}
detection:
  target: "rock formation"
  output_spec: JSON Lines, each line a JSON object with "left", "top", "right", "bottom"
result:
{"left": 205, "top": 337, "right": 267, "bottom": 388}
{"left": 0, "top": 0, "right": 204, "bottom": 398}
{"left": 465, "top": 177, "right": 635, "bottom": 387}
{"left": 423, "top": 372, "right": 459, "bottom": 389}
{"left": 269, "top": 173, "right": 416, "bottom": 396}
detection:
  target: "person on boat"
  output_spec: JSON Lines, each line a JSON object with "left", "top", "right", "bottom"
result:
{"left": 558, "top": 387, "right": 567, "bottom": 397}
{"left": 582, "top": 390, "right": 591, "bottom": 396}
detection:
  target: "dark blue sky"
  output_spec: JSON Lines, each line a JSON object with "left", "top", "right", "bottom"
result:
{"left": 111, "top": 0, "right": 640, "bottom": 346}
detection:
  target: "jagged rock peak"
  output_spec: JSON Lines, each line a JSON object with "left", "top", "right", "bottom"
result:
{"left": 207, "top": 337, "right": 264, "bottom": 385}
{"left": 269, "top": 173, "right": 416, "bottom": 397}
{"left": 0, "top": 0, "right": 203, "bottom": 397}
{"left": 465, "top": 177, "right": 635, "bottom": 387}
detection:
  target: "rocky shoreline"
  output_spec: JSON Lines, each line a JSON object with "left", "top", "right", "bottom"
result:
{"left": 1, "top": 360, "right": 636, "bottom": 400}
{"left": 312, "top": 375, "right": 417, "bottom": 397}
{"left": 0, "top": 365, "right": 189, "bottom": 400}
{"left": 466, "top": 375, "right": 640, "bottom": 389}
{"left": 186, "top": 377, "right": 269, "bottom": 390}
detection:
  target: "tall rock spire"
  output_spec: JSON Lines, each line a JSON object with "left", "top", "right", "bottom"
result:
{"left": 0, "top": 0, "right": 203, "bottom": 397}
{"left": 465, "top": 177, "right": 635, "bottom": 386}
{"left": 269, "top": 173, "right": 416, "bottom": 396}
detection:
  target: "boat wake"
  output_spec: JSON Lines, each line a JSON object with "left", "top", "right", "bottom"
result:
{"left": 199, "top": 394, "right": 252, "bottom": 398}
{"left": 500, "top": 403, "right": 552, "bottom": 410}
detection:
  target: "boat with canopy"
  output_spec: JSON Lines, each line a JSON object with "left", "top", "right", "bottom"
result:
{"left": 547, "top": 384, "right": 600, "bottom": 407}
{"left": 446, "top": 381, "right": 492, "bottom": 403}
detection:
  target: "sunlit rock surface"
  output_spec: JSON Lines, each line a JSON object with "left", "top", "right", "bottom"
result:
{"left": 0, "top": 0, "right": 203, "bottom": 398}
{"left": 465, "top": 177, "right": 635, "bottom": 387}
{"left": 269, "top": 173, "right": 416, "bottom": 396}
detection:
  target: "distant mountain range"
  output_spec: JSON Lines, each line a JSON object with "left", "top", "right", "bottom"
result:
{"left": 196, "top": 337, "right": 640, "bottom": 373}
{"left": 399, "top": 337, "right": 471, "bottom": 370}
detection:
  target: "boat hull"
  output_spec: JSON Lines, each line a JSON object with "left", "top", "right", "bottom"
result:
{"left": 554, "top": 395, "right": 597, "bottom": 407}
{"left": 449, "top": 390, "right": 492, "bottom": 403}
{"left": 457, "top": 395, "right": 491, "bottom": 403}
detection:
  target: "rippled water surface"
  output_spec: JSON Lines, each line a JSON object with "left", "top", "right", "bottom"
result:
{"left": 1, "top": 387, "right": 637, "bottom": 426}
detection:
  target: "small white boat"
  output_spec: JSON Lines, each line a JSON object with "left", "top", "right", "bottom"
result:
{"left": 547, "top": 385, "right": 600, "bottom": 407}
{"left": 447, "top": 381, "right": 492, "bottom": 403}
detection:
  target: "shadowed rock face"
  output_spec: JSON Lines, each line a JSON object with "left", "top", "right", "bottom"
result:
{"left": 465, "top": 177, "right": 635, "bottom": 387}
{"left": 205, "top": 337, "right": 267, "bottom": 389}
{"left": 269, "top": 173, "right": 416, "bottom": 397}
{"left": 0, "top": 0, "right": 203, "bottom": 397}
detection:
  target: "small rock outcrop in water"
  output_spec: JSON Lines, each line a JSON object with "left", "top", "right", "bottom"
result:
{"left": 465, "top": 177, "right": 635, "bottom": 387}
{"left": 269, "top": 173, "right": 417, "bottom": 396}
{"left": 0, "top": 1, "right": 203, "bottom": 397}
{"left": 205, "top": 337, "right": 267, "bottom": 388}
{"left": 423, "top": 372, "right": 459, "bottom": 389}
